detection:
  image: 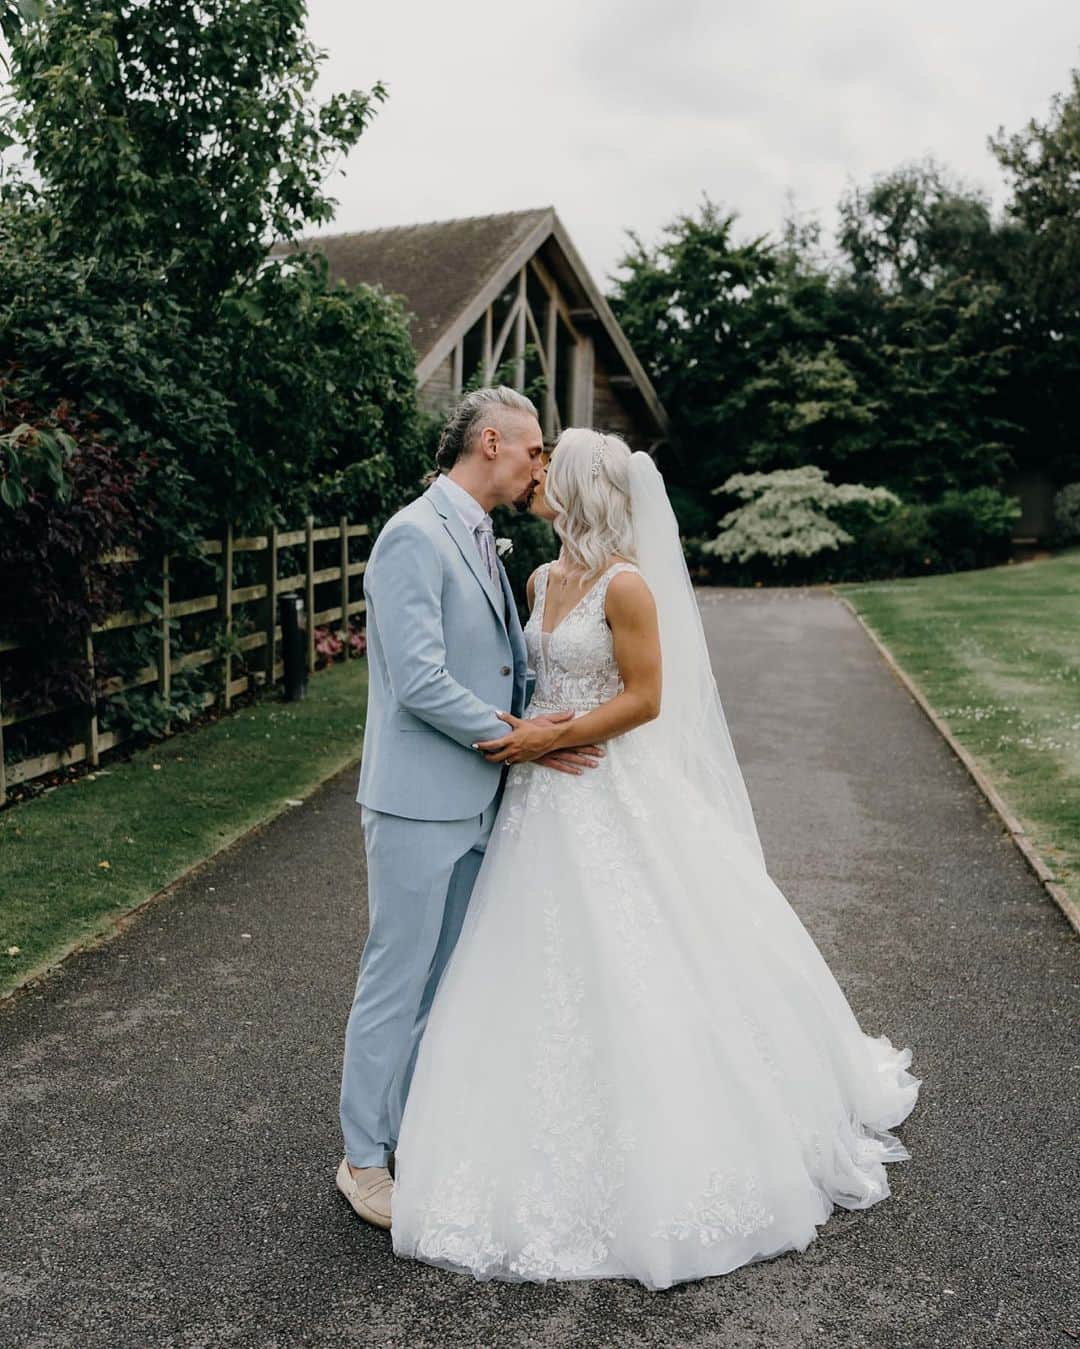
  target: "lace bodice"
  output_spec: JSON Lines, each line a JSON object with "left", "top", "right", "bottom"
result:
{"left": 524, "top": 561, "right": 639, "bottom": 714}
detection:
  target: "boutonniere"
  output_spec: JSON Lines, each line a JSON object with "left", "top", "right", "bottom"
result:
{"left": 495, "top": 536, "right": 513, "bottom": 558}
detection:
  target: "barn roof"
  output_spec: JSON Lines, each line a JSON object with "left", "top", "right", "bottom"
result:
{"left": 280, "top": 207, "right": 669, "bottom": 439}
{"left": 289, "top": 209, "right": 551, "bottom": 362}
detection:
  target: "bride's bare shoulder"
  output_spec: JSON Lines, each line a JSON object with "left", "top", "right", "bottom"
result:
{"left": 604, "top": 563, "right": 655, "bottom": 618}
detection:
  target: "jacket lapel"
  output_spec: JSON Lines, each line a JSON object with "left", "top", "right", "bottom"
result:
{"left": 425, "top": 479, "right": 506, "bottom": 625}
{"left": 499, "top": 558, "right": 528, "bottom": 713}
{"left": 498, "top": 556, "right": 524, "bottom": 644}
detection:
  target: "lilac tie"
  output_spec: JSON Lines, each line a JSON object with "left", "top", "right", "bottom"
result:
{"left": 475, "top": 518, "right": 500, "bottom": 589}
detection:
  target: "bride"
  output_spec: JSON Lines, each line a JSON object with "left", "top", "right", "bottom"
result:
{"left": 389, "top": 428, "right": 921, "bottom": 1289}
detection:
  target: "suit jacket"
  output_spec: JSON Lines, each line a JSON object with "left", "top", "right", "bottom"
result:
{"left": 356, "top": 476, "right": 529, "bottom": 821}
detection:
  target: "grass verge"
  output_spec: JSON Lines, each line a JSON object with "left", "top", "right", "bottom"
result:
{"left": 1, "top": 658, "right": 367, "bottom": 999}
{"left": 840, "top": 550, "right": 1080, "bottom": 921}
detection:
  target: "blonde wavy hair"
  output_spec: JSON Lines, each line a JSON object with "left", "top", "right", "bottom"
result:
{"left": 543, "top": 428, "right": 637, "bottom": 579}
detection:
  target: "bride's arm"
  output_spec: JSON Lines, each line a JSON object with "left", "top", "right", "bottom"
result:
{"left": 477, "top": 572, "right": 662, "bottom": 764}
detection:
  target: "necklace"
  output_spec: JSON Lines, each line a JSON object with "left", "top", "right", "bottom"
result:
{"left": 552, "top": 560, "right": 586, "bottom": 590}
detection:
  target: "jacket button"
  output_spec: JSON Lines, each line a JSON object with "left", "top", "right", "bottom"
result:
{"left": 500, "top": 665, "right": 512, "bottom": 676}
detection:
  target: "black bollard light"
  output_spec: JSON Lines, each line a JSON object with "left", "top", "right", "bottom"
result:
{"left": 278, "top": 593, "right": 308, "bottom": 701}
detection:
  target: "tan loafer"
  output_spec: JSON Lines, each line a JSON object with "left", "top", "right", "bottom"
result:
{"left": 336, "top": 1158, "right": 393, "bottom": 1230}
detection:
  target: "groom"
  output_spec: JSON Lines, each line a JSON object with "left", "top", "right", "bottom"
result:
{"left": 336, "top": 386, "right": 603, "bottom": 1229}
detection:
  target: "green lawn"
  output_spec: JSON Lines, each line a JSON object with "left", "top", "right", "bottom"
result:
{"left": 841, "top": 550, "right": 1080, "bottom": 917}
{"left": 1, "top": 659, "right": 367, "bottom": 998}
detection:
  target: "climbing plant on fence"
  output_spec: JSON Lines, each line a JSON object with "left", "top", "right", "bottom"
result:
{"left": 0, "top": 516, "right": 370, "bottom": 805}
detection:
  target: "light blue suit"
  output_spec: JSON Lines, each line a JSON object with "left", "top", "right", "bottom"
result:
{"left": 340, "top": 476, "right": 529, "bottom": 1168}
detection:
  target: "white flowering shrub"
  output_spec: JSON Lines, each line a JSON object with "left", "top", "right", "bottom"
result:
{"left": 705, "top": 466, "right": 901, "bottom": 564}
{"left": 1052, "top": 483, "right": 1080, "bottom": 543}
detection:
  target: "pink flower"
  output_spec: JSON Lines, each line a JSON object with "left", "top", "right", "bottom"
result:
{"left": 314, "top": 626, "right": 344, "bottom": 659}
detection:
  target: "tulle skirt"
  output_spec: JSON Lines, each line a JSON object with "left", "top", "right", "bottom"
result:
{"left": 390, "top": 718, "right": 921, "bottom": 1289}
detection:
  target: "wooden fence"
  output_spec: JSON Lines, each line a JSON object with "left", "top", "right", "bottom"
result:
{"left": 0, "top": 516, "right": 369, "bottom": 805}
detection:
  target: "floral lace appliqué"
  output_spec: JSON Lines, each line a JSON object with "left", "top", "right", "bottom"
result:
{"left": 524, "top": 561, "right": 639, "bottom": 717}
{"left": 652, "top": 1170, "right": 775, "bottom": 1246}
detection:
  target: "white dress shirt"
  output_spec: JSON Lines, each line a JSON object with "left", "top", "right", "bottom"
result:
{"left": 438, "top": 475, "right": 499, "bottom": 586}
{"left": 438, "top": 473, "right": 488, "bottom": 536}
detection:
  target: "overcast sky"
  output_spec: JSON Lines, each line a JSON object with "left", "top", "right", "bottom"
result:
{"left": 307, "top": 0, "right": 1078, "bottom": 287}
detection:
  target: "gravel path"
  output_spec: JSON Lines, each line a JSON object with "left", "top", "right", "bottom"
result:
{"left": 2, "top": 588, "right": 1077, "bottom": 1349}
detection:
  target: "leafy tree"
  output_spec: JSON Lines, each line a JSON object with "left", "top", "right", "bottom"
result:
{"left": 836, "top": 159, "right": 1012, "bottom": 293}
{"left": 706, "top": 465, "right": 899, "bottom": 564}
{"left": 0, "top": 380, "right": 149, "bottom": 712}
{"left": 0, "top": 393, "right": 74, "bottom": 508}
{"left": 0, "top": 0, "right": 424, "bottom": 546}
{"left": 834, "top": 162, "right": 1019, "bottom": 498}
{"left": 733, "top": 217, "right": 881, "bottom": 482}
{"left": 224, "top": 251, "right": 428, "bottom": 531}
{"left": 991, "top": 68, "right": 1080, "bottom": 482}
{"left": 3, "top": 0, "right": 385, "bottom": 320}
{"left": 610, "top": 198, "right": 783, "bottom": 530}
{"left": 991, "top": 71, "right": 1080, "bottom": 321}
{"left": 0, "top": 205, "right": 241, "bottom": 545}
{"left": 611, "top": 186, "right": 1016, "bottom": 525}
{"left": 740, "top": 340, "right": 877, "bottom": 474}
{"left": 612, "top": 171, "right": 1027, "bottom": 568}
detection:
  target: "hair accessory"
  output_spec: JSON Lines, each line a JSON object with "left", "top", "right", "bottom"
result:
{"left": 590, "top": 433, "right": 606, "bottom": 479}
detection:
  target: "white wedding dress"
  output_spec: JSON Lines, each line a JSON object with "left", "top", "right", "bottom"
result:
{"left": 390, "top": 558, "right": 920, "bottom": 1290}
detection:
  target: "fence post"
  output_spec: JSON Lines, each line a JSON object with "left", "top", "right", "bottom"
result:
{"left": 305, "top": 514, "right": 316, "bottom": 674}
{"left": 339, "top": 515, "right": 349, "bottom": 660}
{"left": 84, "top": 633, "right": 100, "bottom": 768}
{"left": 160, "top": 554, "right": 172, "bottom": 735}
{"left": 222, "top": 523, "right": 234, "bottom": 710}
{"left": 266, "top": 523, "right": 279, "bottom": 688}
{"left": 0, "top": 680, "right": 6, "bottom": 807}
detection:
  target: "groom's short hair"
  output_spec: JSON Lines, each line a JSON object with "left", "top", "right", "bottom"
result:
{"left": 435, "top": 386, "right": 539, "bottom": 472}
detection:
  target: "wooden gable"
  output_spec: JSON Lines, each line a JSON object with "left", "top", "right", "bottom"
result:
{"left": 285, "top": 208, "right": 669, "bottom": 451}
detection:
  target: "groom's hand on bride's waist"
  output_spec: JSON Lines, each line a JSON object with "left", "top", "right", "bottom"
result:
{"left": 474, "top": 711, "right": 605, "bottom": 776}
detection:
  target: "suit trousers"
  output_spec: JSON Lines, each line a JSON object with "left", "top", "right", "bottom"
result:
{"left": 339, "top": 795, "right": 499, "bottom": 1168}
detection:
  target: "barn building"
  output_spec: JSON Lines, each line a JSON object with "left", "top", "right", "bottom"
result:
{"left": 286, "top": 207, "right": 669, "bottom": 451}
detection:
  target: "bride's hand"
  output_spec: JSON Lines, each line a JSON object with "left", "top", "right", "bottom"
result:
{"left": 534, "top": 745, "right": 604, "bottom": 775}
{"left": 475, "top": 711, "right": 567, "bottom": 765}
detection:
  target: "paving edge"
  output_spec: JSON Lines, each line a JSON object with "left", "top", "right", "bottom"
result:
{"left": 833, "top": 590, "right": 1080, "bottom": 939}
{"left": 0, "top": 754, "right": 362, "bottom": 1009}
